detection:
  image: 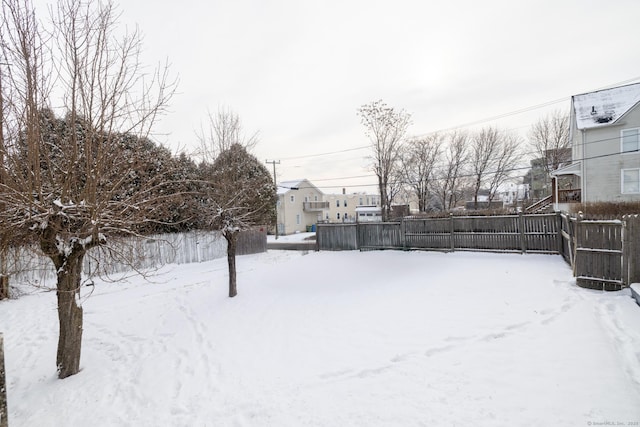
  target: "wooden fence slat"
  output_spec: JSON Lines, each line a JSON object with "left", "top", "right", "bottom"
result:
{"left": 317, "top": 212, "right": 633, "bottom": 291}
{"left": 623, "top": 215, "right": 640, "bottom": 286}
{"left": 318, "top": 213, "right": 559, "bottom": 254}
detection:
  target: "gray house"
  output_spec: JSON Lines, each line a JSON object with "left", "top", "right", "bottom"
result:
{"left": 551, "top": 82, "right": 640, "bottom": 211}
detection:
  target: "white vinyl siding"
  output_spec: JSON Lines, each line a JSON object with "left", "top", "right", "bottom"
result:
{"left": 622, "top": 168, "right": 640, "bottom": 194}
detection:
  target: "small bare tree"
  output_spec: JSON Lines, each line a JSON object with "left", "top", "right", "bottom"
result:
{"left": 196, "top": 106, "right": 258, "bottom": 163}
{"left": 0, "top": 0, "right": 176, "bottom": 378}
{"left": 205, "top": 144, "right": 275, "bottom": 298}
{"left": 528, "top": 110, "right": 571, "bottom": 175}
{"left": 469, "top": 127, "right": 523, "bottom": 209}
{"left": 432, "top": 131, "right": 468, "bottom": 211}
{"left": 358, "top": 100, "right": 411, "bottom": 221}
{"left": 400, "top": 134, "right": 443, "bottom": 212}
{"left": 484, "top": 132, "right": 523, "bottom": 204}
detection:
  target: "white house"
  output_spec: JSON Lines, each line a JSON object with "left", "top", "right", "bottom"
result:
{"left": 324, "top": 190, "right": 380, "bottom": 223}
{"left": 551, "top": 82, "right": 640, "bottom": 211}
{"left": 276, "top": 179, "right": 328, "bottom": 235}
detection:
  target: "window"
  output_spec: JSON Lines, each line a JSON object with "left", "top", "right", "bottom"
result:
{"left": 622, "top": 169, "right": 640, "bottom": 193}
{"left": 290, "top": 195, "right": 295, "bottom": 203}
{"left": 359, "top": 197, "right": 363, "bottom": 205}
{"left": 343, "top": 200, "right": 347, "bottom": 207}
{"left": 314, "top": 195, "right": 318, "bottom": 201}
{"left": 336, "top": 200, "right": 340, "bottom": 207}
{"left": 304, "top": 196, "right": 308, "bottom": 202}
{"left": 622, "top": 128, "right": 639, "bottom": 153}
{"left": 336, "top": 213, "right": 340, "bottom": 220}
{"left": 296, "top": 214, "right": 301, "bottom": 225}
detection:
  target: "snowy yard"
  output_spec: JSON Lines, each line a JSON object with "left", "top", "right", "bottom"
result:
{"left": 2, "top": 250, "right": 640, "bottom": 426}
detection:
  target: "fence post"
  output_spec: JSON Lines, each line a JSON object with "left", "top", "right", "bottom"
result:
{"left": 518, "top": 212, "right": 526, "bottom": 254}
{"left": 573, "top": 213, "right": 582, "bottom": 277}
{"left": 449, "top": 213, "right": 455, "bottom": 252}
{"left": 400, "top": 218, "right": 406, "bottom": 250}
{"left": 1, "top": 333, "right": 8, "bottom": 427}
{"left": 556, "top": 212, "right": 563, "bottom": 255}
{"left": 624, "top": 215, "right": 640, "bottom": 286}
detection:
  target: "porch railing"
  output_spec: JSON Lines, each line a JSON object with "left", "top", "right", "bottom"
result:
{"left": 557, "top": 188, "right": 581, "bottom": 203}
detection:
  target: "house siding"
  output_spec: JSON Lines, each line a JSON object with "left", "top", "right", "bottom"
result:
{"left": 580, "top": 104, "right": 640, "bottom": 203}
{"left": 277, "top": 179, "right": 326, "bottom": 234}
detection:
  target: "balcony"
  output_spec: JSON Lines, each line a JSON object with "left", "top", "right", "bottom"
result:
{"left": 303, "top": 201, "right": 329, "bottom": 212}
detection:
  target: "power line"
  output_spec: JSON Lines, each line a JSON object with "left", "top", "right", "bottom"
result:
{"left": 274, "top": 75, "right": 640, "bottom": 163}
{"left": 295, "top": 147, "right": 639, "bottom": 191}
{"left": 279, "top": 145, "right": 368, "bottom": 160}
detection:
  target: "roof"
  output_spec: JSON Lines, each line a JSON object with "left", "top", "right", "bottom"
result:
{"left": 277, "top": 179, "right": 304, "bottom": 195}
{"left": 572, "top": 82, "right": 640, "bottom": 130}
{"left": 550, "top": 161, "right": 581, "bottom": 177}
{"left": 277, "top": 179, "right": 324, "bottom": 195}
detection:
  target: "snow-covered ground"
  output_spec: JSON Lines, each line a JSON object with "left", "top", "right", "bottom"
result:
{"left": 2, "top": 250, "right": 640, "bottom": 426}
{"left": 267, "top": 231, "right": 316, "bottom": 243}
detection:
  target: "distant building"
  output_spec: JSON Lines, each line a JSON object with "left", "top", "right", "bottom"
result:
{"left": 324, "top": 189, "right": 380, "bottom": 223}
{"left": 528, "top": 148, "right": 571, "bottom": 200}
{"left": 551, "top": 82, "right": 640, "bottom": 211}
{"left": 464, "top": 195, "right": 504, "bottom": 211}
{"left": 276, "top": 179, "right": 328, "bottom": 235}
{"left": 502, "top": 183, "right": 530, "bottom": 209}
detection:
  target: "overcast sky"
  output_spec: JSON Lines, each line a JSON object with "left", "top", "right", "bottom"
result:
{"left": 123, "top": 0, "right": 640, "bottom": 194}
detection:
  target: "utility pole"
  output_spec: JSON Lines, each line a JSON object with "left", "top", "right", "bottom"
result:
{"left": 265, "top": 159, "right": 280, "bottom": 239}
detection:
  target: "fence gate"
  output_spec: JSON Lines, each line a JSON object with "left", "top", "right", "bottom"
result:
{"left": 574, "top": 219, "right": 623, "bottom": 291}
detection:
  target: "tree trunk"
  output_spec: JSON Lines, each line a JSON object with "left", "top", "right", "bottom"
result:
{"left": 0, "top": 276, "right": 8, "bottom": 301}
{"left": 225, "top": 231, "right": 238, "bottom": 298}
{"left": 0, "top": 247, "right": 9, "bottom": 300}
{"left": 55, "top": 252, "right": 85, "bottom": 379}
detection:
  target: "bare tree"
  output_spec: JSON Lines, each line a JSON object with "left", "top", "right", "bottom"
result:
{"left": 205, "top": 144, "right": 275, "bottom": 298}
{"left": 400, "top": 134, "right": 443, "bottom": 212}
{"left": 469, "top": 127, "right": 522, "bottom": 209}
{"left": 432, "top": 131, "right": 468, "bottom": 211}
{"left": 358, "top": 100, "right": 411, "bottom": 221}
{"left": 0, "top": 0, "right": 176, "bottom": 378}
{"left": 196, "top": 106, "right": 258, "bottom": 163}
{"left": 528, "top": 110, "right": 571, "bottom": 175}
{"left": 484, "top": 132, "right": 523, "bottom": 204}
{"left": 0, "top": 30, "right": 8, "bottom": 300}
{"left": 0, "top": 0, "right": 52, "bottom": 299}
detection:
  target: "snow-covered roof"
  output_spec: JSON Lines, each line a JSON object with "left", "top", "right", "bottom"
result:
{"left": 573, "top": 82, "right": 640, "bottom": 130}
{"left": 277, "top": 179, "right": 304, "bottom": 195}
{"left": 277, "top": 178, "right": 324, "bottom": 195}
{"left": 550, "top": 161, "right": 581, "bottom": 177}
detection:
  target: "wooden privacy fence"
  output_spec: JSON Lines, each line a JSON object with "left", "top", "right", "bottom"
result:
{"left": 317, "top": 212, "right": 640, "bottom": 290}
{"left": 318, "top": 213, "right": 561, "bottom": 254}
{"left": 559, "top": 214, "right": 639, "bottom": 291}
